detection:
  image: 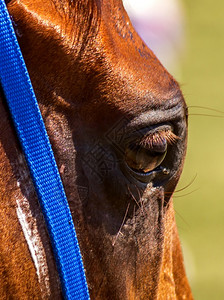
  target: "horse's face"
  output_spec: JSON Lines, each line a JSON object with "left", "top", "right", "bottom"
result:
{"left": 6, "top": 0, "right": 190, "bottom": 298}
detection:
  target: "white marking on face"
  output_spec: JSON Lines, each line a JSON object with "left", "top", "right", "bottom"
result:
{"left": 14, "top": 153, "right": 62, "bottom": 297}
{"left": 16, "top": 194, "right": 51, "bottom": 297}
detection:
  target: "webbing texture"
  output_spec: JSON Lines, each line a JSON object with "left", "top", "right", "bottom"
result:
{"left": 0, "top": 1, "right": 90, "bottom": 299}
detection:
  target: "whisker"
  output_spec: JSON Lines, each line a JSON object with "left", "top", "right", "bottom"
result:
{"left": 112, "top": 202, "right": 130, "bottom": 247}
{"left": 174, "top": 209, "right": 191, "bottom": 229}
{"left": 135, "top": 184, "right": 149, "bottom": 216}
{"left": 135, "top": 184, "right": 145, "bottom": 213}
{"left": 133, "top": 204, "right": 136, "bottom": 220}
{"left": 173, "top": 188, "right": 199, "bottom": 198}
{"left": 188, "top": 105, "right": 224, "bottom": 114}
{"left": 127, "top": 185, "right": 141, "bottom": 208}
{"left": 188, "top": 113, "right": 224, "bottom": 118}
{"left": 164, "top": 174, "right": 197, "bottom": 196}
{"left": 174, "top": 174, "right": 197, "bottom": 193}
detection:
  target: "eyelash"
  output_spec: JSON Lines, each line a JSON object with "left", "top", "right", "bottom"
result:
{"left": 138, "top": 130, "right": 179, "bottom": 149}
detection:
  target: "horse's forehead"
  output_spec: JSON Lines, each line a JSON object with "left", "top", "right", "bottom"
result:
{"left": 9, "top": 0, "right": 178, "bottom": 94}
{"left": 80, "top": 1, "right": 183, "bottom": 119}
{"left": 8, "top": 0, "right": 185, "bottom": 126}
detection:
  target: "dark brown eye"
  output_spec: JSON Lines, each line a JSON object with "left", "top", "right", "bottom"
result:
{"left": 125, "top": 143, "right": 167, "bottom": 173}
{"left": 125, "top": 130, "right": 177, "bottom": 174}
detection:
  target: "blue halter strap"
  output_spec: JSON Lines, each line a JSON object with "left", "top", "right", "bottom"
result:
{"left": 0, "top": 1, "right": 90, "bottom": 299}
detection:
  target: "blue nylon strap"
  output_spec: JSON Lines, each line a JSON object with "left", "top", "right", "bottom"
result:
{"left": 0, "top": 1, "right": 90, "bottom": 299}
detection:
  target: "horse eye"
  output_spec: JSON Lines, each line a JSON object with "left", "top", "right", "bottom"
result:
{"left": 125, "top": 137, "right": 167, "bottom": 174}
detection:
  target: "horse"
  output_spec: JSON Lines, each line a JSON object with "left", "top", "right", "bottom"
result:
{"left": 0, "top": 0, "right": 193, "bottom": 299}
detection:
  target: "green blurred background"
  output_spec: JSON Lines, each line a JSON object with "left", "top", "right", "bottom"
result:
{"left": 175, "top": 0, "right": 224, "bottom": 299}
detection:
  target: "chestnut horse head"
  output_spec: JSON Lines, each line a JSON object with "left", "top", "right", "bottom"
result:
{"left": 0, "top": 0, "right": 193, "bottom": 299}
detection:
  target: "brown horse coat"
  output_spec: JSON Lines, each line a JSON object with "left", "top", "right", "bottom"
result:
{"left": 0, "top": 0, "right": 193, "bottom": 299}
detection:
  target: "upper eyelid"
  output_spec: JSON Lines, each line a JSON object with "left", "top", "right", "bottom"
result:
{"left": 137, "top": 130, "right": 179, "bottom": 148}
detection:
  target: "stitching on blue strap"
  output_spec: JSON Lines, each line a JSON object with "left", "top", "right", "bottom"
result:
{"left": 0, "top": 1, "right": 90, "bottom": 299}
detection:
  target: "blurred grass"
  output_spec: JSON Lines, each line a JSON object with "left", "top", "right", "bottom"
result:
{"left": 175, "top": 0, "right": 224, "bottom": 299}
